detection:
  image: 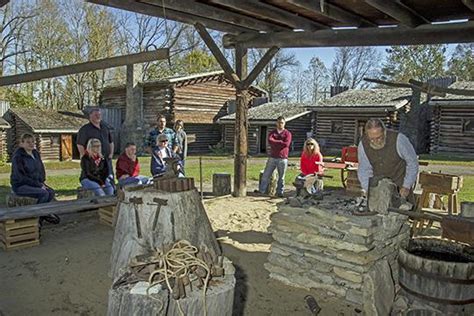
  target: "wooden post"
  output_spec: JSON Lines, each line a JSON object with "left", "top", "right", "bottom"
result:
{"left": 234, "top": 44, "right": 248, "bottom": 197}
{"left": 121, "top": 64, "right": 143, "bottom": 152}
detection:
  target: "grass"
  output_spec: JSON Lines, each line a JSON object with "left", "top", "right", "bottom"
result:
{"left": 0, "top": 155, "right": 472, "bottom": 206}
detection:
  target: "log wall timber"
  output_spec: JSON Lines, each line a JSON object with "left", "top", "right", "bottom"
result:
{"left": 223, "top": 124, "right": 259, "bottom": 155}
{"left": 430, "top": 105, "right": 474, "bottom": 154}
{"left": 0, "top": 129, "right": 7, "bottom": 159}
{"left": 286, "top": 113, "right": 313, "bottom": 152}
{"left": 185, "top": 123, "right": 221, "bottom": 153}
{"left": 37, "top": 133, "right": 61, "bottom": 161}
{"left": 313, "top": 110, "right": 400, "bottom": 151}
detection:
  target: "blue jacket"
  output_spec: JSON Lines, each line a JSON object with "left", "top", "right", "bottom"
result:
{"left": 11, "top": 148, "right": 46, "bottom": 190}
{"left": 151, "top": 147, "right": 181, "bottom": 176}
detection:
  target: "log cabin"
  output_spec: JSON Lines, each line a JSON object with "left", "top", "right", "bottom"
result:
{"left": 311, "top": 88, "right": 412, "bottom": 153}
{"left": 100, "top": 71, "right": 266, "bottom": 153}
{"left": 218, "top": 102, "right": 313, "bottom": 155}
{"left": 4, "top": 108, "right": 88, "bottom": 161}
{"left": 429, "top": 81, "right": 474, "bottom": 155}
{"left": 0, "top": 117, "right": 10, "bottom": 160}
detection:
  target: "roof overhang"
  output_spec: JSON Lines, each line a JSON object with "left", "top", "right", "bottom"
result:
{"left": 311, "top": 106, "right": 397, "bottom": 113}
{"left": 33, "top": 129, "right": 80, "bottom": 134}
{"left": 218, "top": 110, "right": 311, "bottom": 124}
{"left": 429, "top": 100, "right": 474, "bottom": 106}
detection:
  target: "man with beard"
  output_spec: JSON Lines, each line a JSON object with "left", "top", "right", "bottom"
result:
{"left": 357, "top": 118, "right": 419, "bottom": 200}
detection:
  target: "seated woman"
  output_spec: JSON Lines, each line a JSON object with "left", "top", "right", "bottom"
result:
{"left": 116, "top": 142, "right": 150, "bottom": 187}
{"left": 151, "top": 134, "right": 183, "bottom": 177}
{"left": 11, "top": 133, "right": 58, "bottom": 223}
{"left": 298, "top": 138, "right": 324, "bottom": 193}
{"left": 80, "top": 138, "right": 114, "bottom": 196}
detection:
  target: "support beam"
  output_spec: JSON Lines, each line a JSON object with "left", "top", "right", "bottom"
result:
{"left": 364, "top": 0, "right": 428, "bottom": 28}
{"left": 0, "top": 49, "right": 169, "bottom": 86}
{"left": 462, "top": 0, "right": 474, "bottom": 11}
{"left": 241, "top": 46, "right": 279, "bottom": 89}
{"left": 142, "top": 0, "right": 289, "bottom": 32}
{"left": 86, "top": 0, "right": 254, "bottom": 34}
{"left": 209, "top": 0, "right": 328, "bottom": 31}
{"left": 287, "top": 0, "right": 376, "bottom": 27}
{"left": 223, "top": 21, "right": 474, "bottom": 48}
{"left": 194, "top": 23, "right": 239, "bottom": 86}
{"left": 0, "top": 0, "right": 9, "bottom": 8}
{"left": 233, "top": 44, "right": 248, "bottom": 197}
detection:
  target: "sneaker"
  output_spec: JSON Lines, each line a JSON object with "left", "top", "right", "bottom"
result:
{"left": 40, "top": 214, "right": 60, "bottom": 225}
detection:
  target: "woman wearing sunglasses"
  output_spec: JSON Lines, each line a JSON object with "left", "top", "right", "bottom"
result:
{"left": 80, "top": 138, "right": 114, "bottom": 196}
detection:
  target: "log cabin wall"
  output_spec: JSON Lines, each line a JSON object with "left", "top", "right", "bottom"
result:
{"left": 285, "top": 113, "right": 313, "bottom": 153}
{"left": 37, "top": 133, "right": 61, "bottom": 161}
{"left": 223, "top": 124, "right": 259, "bottom": 155}
{"left": 0, "top": 129, "right": 8, "bottom": 159}
{"left": 312, "top": 110, "right": 400, "bottom": 152}
{"left": 185, "top": 123, "right": 222, "bottom": 153}
{"left": 430, "top": 105, "right": 474, "bottom": 154}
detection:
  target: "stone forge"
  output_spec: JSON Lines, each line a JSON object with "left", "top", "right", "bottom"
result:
{"left": 265, "top": 193, "right": 410, "bottom": 315}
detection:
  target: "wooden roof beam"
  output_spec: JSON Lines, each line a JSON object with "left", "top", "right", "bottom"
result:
{"left": 194, "top": 23, "right": 239, "bottom": 87}
{"left": 462, "top": 0, "right": 474, "bottom": 11}
{"left": 364, "top": 0, "right": 429, "bottom": 28}
{"left": 0, "top": 1, "right": 9, "bottom": 8}
{"left": 209, "top": 0, "right": 328, "bottom": 31}
{"left": 141, "top": 0, "right": 289, "bottom": 32}
{"left": 241, "top": 46, "right": 279, "bottom": 89}
{"left": 86, "top": 0, "right": 255, "bottom": 34}
{"left": 0, "top": 49, "right": 169, "bottom": 86}
{"left": 223, "top": 21, "right": 474, "bottom": 48}
{"left": 287, "top": 0, "right": 377, "bottom": 27}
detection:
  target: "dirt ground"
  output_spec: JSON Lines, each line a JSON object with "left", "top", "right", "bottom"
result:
{"left": 0, "top": 191, "right": 359, "bottom": 316}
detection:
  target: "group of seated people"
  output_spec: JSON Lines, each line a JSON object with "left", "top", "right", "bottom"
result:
{"left": 10, "top": 133, "right": 183, "bottom": 210}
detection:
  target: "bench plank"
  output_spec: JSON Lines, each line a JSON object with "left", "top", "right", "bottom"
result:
{"left": 0, "top": 196, "right": 117, "bottom": 221}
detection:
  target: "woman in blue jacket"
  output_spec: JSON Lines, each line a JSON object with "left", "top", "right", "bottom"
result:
{"left": 11, "top": 133, "right": 55, "bottom": 204}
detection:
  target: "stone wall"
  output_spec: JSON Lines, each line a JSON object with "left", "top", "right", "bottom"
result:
{"left": 265, "top": 194, "right": 410, "bottom": 314}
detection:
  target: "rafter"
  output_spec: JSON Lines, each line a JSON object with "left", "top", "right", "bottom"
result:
{"left": 241, "top": 46, "right": 279, "bottom": 89}
{"left": 208, "top": 0, "right": 328, "bottom": 31}
{"left": 142, "top": 0, "right": 289, "bottom": 32}
{"left": 364, "top": 0, "right": 429, "bottom": 28}
{"left": 194, "top": 23, "right": 239, "bottom": 86}
{"left": 86, "top": 0, "right": 254, "bottom": 34}
{"left": 223, "top": 21, "right": 474, "bottom": 48}
{"left": 286, "top": 0, "right": 376, "bottom": 27}
{"left": 462, "top": 0, "right": 474, "bottom": 11}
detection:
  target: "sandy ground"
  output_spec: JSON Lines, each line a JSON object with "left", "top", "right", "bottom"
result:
{"left": 0, "top": 190, "right": 359, "bottom": 316}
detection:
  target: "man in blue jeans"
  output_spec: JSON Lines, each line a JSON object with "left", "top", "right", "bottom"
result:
{"left": 257, "top": 116, "right": 292, "bottom": 197}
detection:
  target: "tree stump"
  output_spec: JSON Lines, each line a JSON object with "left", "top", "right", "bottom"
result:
{"left": 110, "top": 186, "right": 221, "bottom": 280}
{"left": 259, "top": 170, "right": 276, "bottom": 195}
{"left": 212, "top": 173, "right": 231, "bottom": 196}
{"left": 108, "top": 257, "right": 236, "bottom": 316}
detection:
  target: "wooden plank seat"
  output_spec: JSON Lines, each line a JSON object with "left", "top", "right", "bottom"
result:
{"left": 0, "top": 196, "right": 117, "bottom": 222}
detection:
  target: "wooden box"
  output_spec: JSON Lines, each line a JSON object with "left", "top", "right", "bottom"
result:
{"left": 0, "top": 218, "right": 40, "bottom": 251}
{"left": 419, "top": 172, "right": 463, "bottom": 192}
{"left": 98, "top": 206, "right": 116, "bottom": 227}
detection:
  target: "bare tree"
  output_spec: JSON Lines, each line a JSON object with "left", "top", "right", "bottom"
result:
{"left": 331, "top": 47, "right": 381, "bottom": 89}
{"left": 307, "top": 56, "right": 328, "bottom": 103}
{"left": 250, "top": 49, "right": 299, "bottom": 101}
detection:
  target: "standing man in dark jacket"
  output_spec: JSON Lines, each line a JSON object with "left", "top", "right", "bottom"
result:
{"left": 257, "top": 116, "right": 292, "bottom": 197}
{"left": 11, "top": 133, "right": 55, "bottom": 204}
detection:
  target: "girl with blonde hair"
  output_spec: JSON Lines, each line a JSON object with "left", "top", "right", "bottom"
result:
{"left": 300, "top": 138, "right": 323, "bottom": 176}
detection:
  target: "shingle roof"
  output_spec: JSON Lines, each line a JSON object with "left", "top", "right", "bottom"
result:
{"left": 431, "top": 81, "right": 474, "bottom": 100}
{"left": 317, "top": 88, "right": 412, "bottom": 108}
{"left": 9, "top": 108, "right": 88, "bottom": 133}
{"left": 219, "top": 102, "right": 310, "bottom": 122}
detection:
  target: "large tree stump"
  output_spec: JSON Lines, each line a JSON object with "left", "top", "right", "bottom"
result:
{"left": 212, "top": 173, "right": 231, "bottom": 196}
{"left": 110, "top": 186, "right": 221, "bottom": 280}
{"left": 108, "top": 257, "right": 236, "bottom": 316}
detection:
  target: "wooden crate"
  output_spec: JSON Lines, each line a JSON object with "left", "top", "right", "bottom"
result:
{"left": 98, "top": 206, "right": 116, "bottom": 227}
{"left": 419, "top": 172, "right": 463, "bottom": 192}
{"left": 0, "top": 218, "right": 40, "bottom": 251}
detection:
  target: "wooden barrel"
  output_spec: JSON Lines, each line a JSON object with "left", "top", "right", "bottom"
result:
{"left": 398, "top": 238, "right": 474, "bottom": 307}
